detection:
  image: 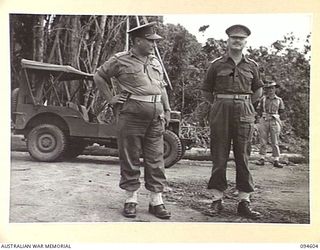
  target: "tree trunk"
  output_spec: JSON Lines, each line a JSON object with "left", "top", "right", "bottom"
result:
{"left": 68, "top": 16, "right": 82, "bottom": 103}
{"left": 33, "top": 15, "right": 45, "bottom": 62}
{"left": 91, "top": 15, "right": 107, "bottom": 73}
{"left": 70, "top": 16, "right": 80, "bottom": 67}
{"left": 48, "top": 16, "right": 63, "bottom": 63}
{"left": 181, "top": 78, "right": 185, "bottom": 114}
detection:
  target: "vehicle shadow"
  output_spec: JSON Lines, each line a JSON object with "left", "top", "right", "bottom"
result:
{"left": 11, "top": 151, "right": 119, "bottom": 166}
{"left": 64, "top": 155, "right": 119, "bottom": 165}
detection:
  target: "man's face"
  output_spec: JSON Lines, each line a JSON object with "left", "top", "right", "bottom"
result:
{"left": 135, "top": 37, "right": 155, "bottom": 56}
{"left": 264, "top": 86, "right": 276, "bottom": 96}
{"left": 227, "top": 36, "right": 247, "bottom": 51}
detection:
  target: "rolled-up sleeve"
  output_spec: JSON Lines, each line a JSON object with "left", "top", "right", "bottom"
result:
{"left": 279, "top": 98, "right": 285, "bottom": 110}
{"left": 251, "top": 65, "right": 264, "bottom": 92}
{"left": 96, "top": 56, "right": 119, "bottom": 81}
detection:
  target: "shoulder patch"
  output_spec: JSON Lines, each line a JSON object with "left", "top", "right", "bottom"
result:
{"left": 114, "top": 51, "right": 129, "bottom": 58}
{"left": 210, "top": 56, "right": 223, "bottom": 64}
{"left": 247, "top": 57, "right": 259, "bottom": 67}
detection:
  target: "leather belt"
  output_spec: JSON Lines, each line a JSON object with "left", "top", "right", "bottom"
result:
{"left": 263, "top": 113, "right": 280, "bottom": 120}
{"left": 215, "top": 94, "right": 251, "bottom": 100}
{"left": 129, "top": 94, "right": 162, "bottom": 103}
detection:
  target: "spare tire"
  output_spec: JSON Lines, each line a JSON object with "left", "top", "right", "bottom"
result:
{"left": 11, "top": 88, "right": 19, "bottom": 123}
{"left": 164, "top": 130, "right": 183, "bottom": 168}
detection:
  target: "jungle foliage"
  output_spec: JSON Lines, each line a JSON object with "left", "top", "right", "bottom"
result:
{"left": 10, "top": 14, "right": 310, "bottom": 154}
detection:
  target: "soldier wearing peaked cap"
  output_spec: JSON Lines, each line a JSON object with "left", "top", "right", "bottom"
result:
{"left": 255, "top": 81, "right": 285, "bottom": 168}
{"left": 225, "top": 24, "right": 251, "bottom": 37}
{"left": 94, "top": 21, "right": 172, "bottom": 220}
{"left": 201, "top": 24, "right": 264, "bottom": 219}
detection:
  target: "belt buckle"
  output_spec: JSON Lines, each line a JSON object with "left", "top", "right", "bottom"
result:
{"left": 234, "top": 94, "right": 239, "bottom": 99}
{"left": 151, "top": 95, "right": 155, "bottom": 102}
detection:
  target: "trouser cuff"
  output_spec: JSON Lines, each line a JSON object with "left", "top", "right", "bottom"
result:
{"left": 125, "top": 190, "right": 139, "bottom": 204}
{"left": 149, "top": 191, "right": 163, "bottom": 206}
{"left": 238, "top": 191, "right": 251, "bottom": 202}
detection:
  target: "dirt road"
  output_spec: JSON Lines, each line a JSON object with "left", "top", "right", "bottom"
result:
{"left": 10, "top": 151, "right": 309, "bottom": 223}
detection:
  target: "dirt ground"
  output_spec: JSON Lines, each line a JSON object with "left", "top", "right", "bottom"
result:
{"left": 10, "top": 151, "right": 309, "bottom": 224}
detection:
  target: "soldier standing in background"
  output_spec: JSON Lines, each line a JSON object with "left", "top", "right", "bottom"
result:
{"left": 201, "top": 24, "right": 263, "bottom": 219}
{"left": 255, "top": 81, "right": 285, "bottom": 168}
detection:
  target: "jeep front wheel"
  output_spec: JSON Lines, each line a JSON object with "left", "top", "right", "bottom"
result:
{"left": 163, "top": 130, "right": 183, "bottom": 168}
{"left": 27, "top": 124, "right": 67, "bottom": 162}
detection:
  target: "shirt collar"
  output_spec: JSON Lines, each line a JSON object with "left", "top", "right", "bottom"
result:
{"left": 128, "top": 49, "right": 149, "bottom": 64}
{"left": 222, "top": 53, "right": 249, "bottom": 63}
{"left": 243, "top": 55, "right": 250, "bottom": 63}
{"left": 266, "top": 94, "right": 278, "bottom": 99}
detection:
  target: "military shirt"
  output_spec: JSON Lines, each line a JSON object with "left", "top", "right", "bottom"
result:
{"left": 202, "top": 54, "right": 264, "bottom": 94}
{"left": 96, "top": 50, "right": 166, "bottom": 95}
{"left": 257, "top": 94, "right": 285, "bottom": 114}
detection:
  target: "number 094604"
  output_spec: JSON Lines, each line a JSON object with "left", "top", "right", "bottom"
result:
{"left": 300, "top": 244, "right": 319, "bottom": 248}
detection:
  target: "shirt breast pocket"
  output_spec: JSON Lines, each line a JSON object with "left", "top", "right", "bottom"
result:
{"left": 120, "top": 66, "right": 145, "bottom": 86}
{"left": 216, "top": 69, "right": 233, "bottom": 90}
{"left": 241, "top": 69, "right": 254, "bottom": 81}
{"left": 270, "top": 101, "right": 280, "bottom": 113}
{"left": 150, "top": 64, "right": 163, "bottom": 81}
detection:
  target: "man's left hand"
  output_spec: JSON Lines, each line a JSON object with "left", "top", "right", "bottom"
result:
{"left": 164, "top": 110, "right": 171, "bottom": 127}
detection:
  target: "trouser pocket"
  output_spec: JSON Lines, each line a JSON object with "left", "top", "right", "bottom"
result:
{"left": 239, "top": 101, "right": 255, "bottom": 123}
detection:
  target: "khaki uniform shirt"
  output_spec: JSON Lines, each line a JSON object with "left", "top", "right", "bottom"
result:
{"left": 96, "top": 50, "right": 166, "bottom": 95}
{"left": 257, "top": 94, "right": 285, "bottom": 114}
{"left": 202, "top": 54, "right": 264, "bottom": 94}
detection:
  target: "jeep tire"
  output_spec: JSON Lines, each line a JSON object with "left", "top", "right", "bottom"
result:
{"left": 11, "top": 88, "right": 19, "bottom": 123}
{"left": 163, "top": 130, "right": 183, "bottom": 168}
{"left": 27, "top": 124, "right": 67, "bottom": 162}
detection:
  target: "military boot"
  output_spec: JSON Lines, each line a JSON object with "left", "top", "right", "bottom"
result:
{"left": 148, "top": 204, "right": 171, "bottom": 219}
{"left": 203, "top": 199, "right": 223, "bottom": 217}
{"left": 209, "top": 199, "right": 223, "bottom": 214}
{"left": 122, "top": 202, "right": 137, "bottom": 218}
{"left": 237, "top": 201, "right": 261, "bottom": 220}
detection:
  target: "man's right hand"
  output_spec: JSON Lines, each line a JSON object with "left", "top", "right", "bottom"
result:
{"left": 109, "top": 93, "right": 128, "bottom": 105}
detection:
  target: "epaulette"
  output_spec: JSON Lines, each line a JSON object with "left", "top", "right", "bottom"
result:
{"left": 149, "top": 54, "right": 160, "bottom": 61}
{"left": 149, "top": 54, "right": 158, "bottom": 59}
{"left": 275, "top": 95, "right": 282, "bottom": 100}
{"left": 149, "top": 55, "right": 162, "bottom": 65}
{"left": 114, "top": 51, "right": 129, "bottom": 58}
{"left": 247, "top": 57, "right": 259, "bottom": 67}
{"left": 210, "top": 56, "right": 223, "bottom": 64}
